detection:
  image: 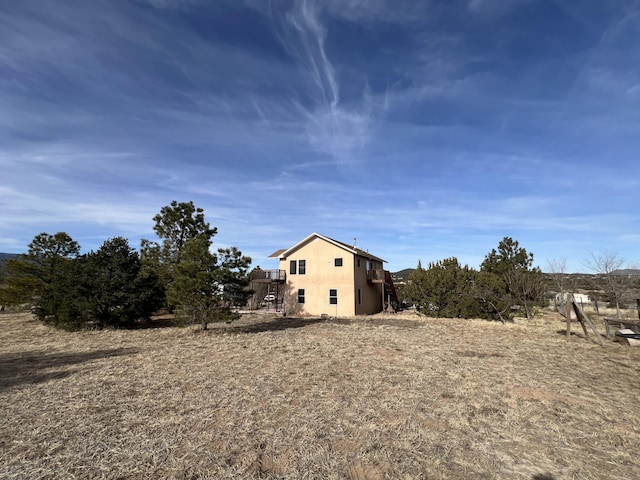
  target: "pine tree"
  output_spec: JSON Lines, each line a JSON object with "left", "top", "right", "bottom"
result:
{"left": 167, "top": 236, "right": 251, "bottom": 330}
{"left": 0, "top": 232, "right": 81, "bottom": 324}
{"left": 143, "top": 201, "right": 251, "bottom": 328}
{"left": 480, "top": 237, "right": 545, "bottom": 319}
{"left": 141, "top": 201, "right": 218, "bottom": 309}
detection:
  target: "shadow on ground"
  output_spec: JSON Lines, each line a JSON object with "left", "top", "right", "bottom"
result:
{"left": 216, "top": 316, "right": 327, "bottom": 334}
{"left": 555, "top": 329, "right": 587, "bottom": 339}
{"left": 0, "top": 348, "right": 138, "bottom": 391}
{"left": 212, "top": 315, "right": 425, "bottom": 334}
{"left": 126, "top": 317, "right": 177, "bottom": 329}
{"left": 330, "top": 317, "right": 423, "bottom": 328}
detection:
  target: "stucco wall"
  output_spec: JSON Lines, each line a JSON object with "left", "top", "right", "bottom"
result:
{"left": 279, "top": 237, "right": 383, "bottom": 317}
{"left": 353, "top": 256, "right": 383, "bottom": 315}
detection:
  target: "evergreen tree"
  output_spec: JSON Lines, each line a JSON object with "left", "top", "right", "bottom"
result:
{"left": 1, "top": 233, "right": 164, "bottom": 329}
{"left": 403, "top": 254, "right": 519, "bottom": 322}
{"left": 142, "top": 201, "right": 251, "bottom": 328}
{"left": 141, "top": 201, "right": 217, "bottom": 299}
{"left": 404, "top": 258, "right": 481, "bottom": 318}
{"left": 0, "top": 232, "right": 81, "bottom": 324}
{"left": 79, "top": 237, "right": 164, "bottom": 328}
{"left": 471, "top": 270, "right": 512, "bottom": 323}
{"left": 480, "top": 237, "right": 545, "bottom": 319}
{"left": 167, "top": 236, "right": 251, "bottom": 330}
{"left": 403, "top": 261, "right": 429, "bottom": 312}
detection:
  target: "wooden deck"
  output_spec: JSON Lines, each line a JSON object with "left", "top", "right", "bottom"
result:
{"left": 604, "top": 317, "right": 640, "bottom": 339}
{"left": 251, "top": 269, "right": 286, "bottom": 283}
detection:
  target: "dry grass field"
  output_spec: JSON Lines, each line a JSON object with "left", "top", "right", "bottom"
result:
{"left": 1, "top": 309, "right": 639, "bottom": 480}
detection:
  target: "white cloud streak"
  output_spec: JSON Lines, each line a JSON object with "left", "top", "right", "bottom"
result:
{"left": 253, "top": 0, "right": 388, "bottom": 167}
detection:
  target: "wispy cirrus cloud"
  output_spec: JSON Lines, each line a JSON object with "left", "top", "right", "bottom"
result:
{"left": 250, "top": 0, "right": 388, "bottom": 167}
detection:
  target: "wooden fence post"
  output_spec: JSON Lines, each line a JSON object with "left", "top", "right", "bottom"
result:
{"left": 572, "top": 301, "right": 605, "bottom": 347}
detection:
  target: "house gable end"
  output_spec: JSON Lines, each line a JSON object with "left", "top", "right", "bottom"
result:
{"left": 278, "top": 233, "right": 354, "bottom": 259}
{"left": 276, "top": 233, "right": 386, "bottom": 263}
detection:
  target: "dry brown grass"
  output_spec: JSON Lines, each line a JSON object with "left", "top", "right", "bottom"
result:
{"left": 1, "top": 309, "right": 639, "bottom": 479}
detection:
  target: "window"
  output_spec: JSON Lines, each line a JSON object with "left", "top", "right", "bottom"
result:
{"left": 357, "top": 258, "right": 361, "bottom": 268}
{"left": 297, "top": 289, "right": 305, "bottom": 304}
{"left": 298, "top": 259, "right": 306, "bottom": 275}
{"left": 334, "top": 258, "right": 343, "bottom": 267}
{"left": 290, "top": 260, "right": 296, "bottom": 275}
{"left": 329, "top": 289, "right": 338, "bottom": 305}
{"left": 357, "top": 288, "right": 362, "bottom": 305}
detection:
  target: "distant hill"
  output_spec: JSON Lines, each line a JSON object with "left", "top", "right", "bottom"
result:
{"left": 612, "top": 269, "right": 640, "bottom": 276}
{"left": 392, "top": 269, "right": 415, "bottom": 283}
{"left": 0, "top": 253, "right": 20, "bottom": 270}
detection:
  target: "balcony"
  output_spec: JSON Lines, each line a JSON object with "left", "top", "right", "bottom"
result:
{"left": 251, "top": 269, "right": 286, "bottom": 283}
{"left": 366, "top": 269, "right": 385, "bottom": 283}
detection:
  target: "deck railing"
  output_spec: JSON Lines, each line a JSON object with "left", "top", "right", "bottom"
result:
{"left": 251, "top": 269, "right": 286, "bottom": 282}
{"left": 366, "top": 269, "right": 385, "bottom": 282}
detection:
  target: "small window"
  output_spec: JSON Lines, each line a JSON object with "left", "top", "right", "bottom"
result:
{"left": 357, "top": 258, "right": 361, "bottom": 267}
{"left": 297, "top": 289, "right": 305, "bottom": 304}
{"left": 329, "top": 289, "right": 338, "bottom": 305}
{"left": 290, "top": 260, "right": 297, "bottom": 275}
{"left": 334, "top": 258, "right": 343, "bottom": 267}
{"left": 357, "top": 288, "right": 362, "bottom": 305}
{"left": 298, "top": 259, "right": 306, "bottom": 275}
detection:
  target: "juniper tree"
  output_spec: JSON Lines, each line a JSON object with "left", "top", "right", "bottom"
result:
{"left": 405, "top": 265, "right": 511, "bottom": 322}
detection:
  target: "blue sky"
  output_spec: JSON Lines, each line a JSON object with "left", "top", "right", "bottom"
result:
{"left": 1, "top": 0, "right": 639, "bottom": 273}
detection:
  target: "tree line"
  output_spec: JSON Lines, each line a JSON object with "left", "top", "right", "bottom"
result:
{"left": 403, "top": 237, "right": 546, "bottom": 323}
{"left": 0, "top": 201, "right": 251, "bottom": 330}
{"left": 2, "top": 204, "right": 635, "bottom": 328}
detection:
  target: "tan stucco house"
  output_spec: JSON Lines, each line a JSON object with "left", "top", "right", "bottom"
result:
{"left": 265, "top": 233, "right": 397, "bottom": 317}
